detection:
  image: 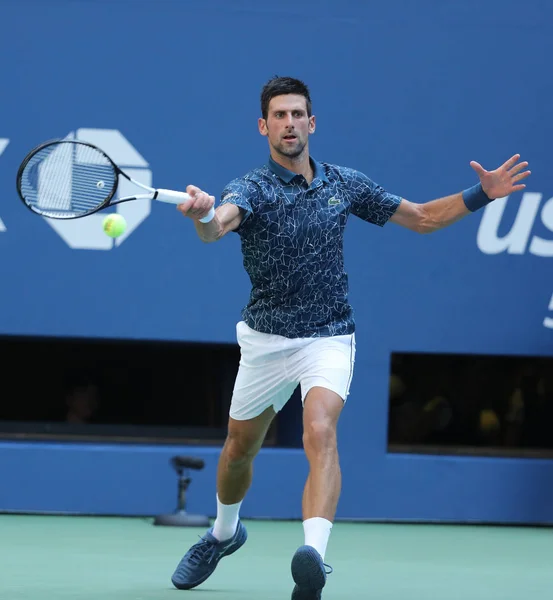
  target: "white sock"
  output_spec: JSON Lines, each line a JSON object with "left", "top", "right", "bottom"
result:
{"left": 303, "top": 517, "right": 333, "bottom": 561}
{"left": 212, "top": 495, "right": 242, "bottom": 542}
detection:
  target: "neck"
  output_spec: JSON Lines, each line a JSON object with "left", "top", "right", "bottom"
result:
{"left": 271, "top": 148, "right": 313, "bottom": 183}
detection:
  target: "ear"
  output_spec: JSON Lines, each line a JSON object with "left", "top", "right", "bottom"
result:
{"left": 258, "top": 117, "right": 268, "bottom": 136}
{"left": 308, "top": 115, "right": 316, "bottom": 134}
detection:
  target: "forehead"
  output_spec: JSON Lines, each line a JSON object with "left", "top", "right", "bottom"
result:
{"left": 268, "top": 94, "right": 308, "bottom": 113}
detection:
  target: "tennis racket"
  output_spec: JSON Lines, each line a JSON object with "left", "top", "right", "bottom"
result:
{"left": 16, "top": 139, "right": 215, "bottom": 222}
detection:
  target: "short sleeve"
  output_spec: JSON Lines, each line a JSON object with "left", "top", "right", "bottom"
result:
{"left": 219, "top": 177, "right": 260, "bottom": 228}
{"left": 347, "top": 169, "right": 402, "bottom": 226}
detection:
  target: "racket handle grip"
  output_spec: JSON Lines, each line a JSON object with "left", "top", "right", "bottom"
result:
{"left": 154, "top": 189, "right": 216, "bottom": 223}
{"left": 154, "top": 189, "right": 191, "bottom": 203}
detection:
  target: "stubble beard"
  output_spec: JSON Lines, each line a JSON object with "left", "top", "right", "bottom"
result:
{"left": 273, "top": 138, "right": 307, "bottom": 161}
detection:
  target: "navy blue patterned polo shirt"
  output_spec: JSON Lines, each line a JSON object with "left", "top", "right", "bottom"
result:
{"left": 219, "top": 156, "right": 401, "bottom": 338}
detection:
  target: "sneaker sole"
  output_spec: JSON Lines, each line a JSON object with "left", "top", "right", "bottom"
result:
{"left": 291, "top": 546, "right": 326, "bottom": 591}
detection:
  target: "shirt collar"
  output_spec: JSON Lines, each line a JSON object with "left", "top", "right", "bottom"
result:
{"left": 268, "top": 156, "right": 329, "bottom": 185}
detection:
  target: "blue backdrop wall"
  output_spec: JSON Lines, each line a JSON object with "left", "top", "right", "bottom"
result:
{"left": 0, "top": 0, "right": 552, "bottom": 523}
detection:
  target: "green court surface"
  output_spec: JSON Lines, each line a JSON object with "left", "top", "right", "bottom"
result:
{"left": 0, "top": 515, "right": 551, "bottom": 599}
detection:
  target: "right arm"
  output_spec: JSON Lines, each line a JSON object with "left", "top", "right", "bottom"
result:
{"left": 176, "top": 185, "right": 246, "bottom": 243}
{"left": 193, "top": 203, "right": 244, "bottom": 243}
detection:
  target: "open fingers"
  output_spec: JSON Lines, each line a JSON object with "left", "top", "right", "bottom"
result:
{"left": 509, "top": 161, "right": 529, "bottom": 176}
{"left": 502, "top": 154, "right": 521, "bottom": 171}
{"left": 512, "top": 170, "right": 531, "bottom": 184}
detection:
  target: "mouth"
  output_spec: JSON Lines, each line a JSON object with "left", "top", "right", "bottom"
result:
{"left": 282, "top": 134, "right": 297, "bottom": 142}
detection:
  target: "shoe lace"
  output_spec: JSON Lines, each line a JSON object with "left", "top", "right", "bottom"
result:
{"left": 188, "top": 536, "right": 220, "bottom": 566}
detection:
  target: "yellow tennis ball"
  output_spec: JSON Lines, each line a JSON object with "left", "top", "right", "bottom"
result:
{"left": 102, "top": 214, "right": 127, "bottom": 238}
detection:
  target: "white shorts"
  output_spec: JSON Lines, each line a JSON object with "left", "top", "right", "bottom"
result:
{"left": 229, "top": 321, "right": 356, "bottom": 421}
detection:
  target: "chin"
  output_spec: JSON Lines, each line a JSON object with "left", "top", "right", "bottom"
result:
{"left": 278, "top": 144, "right": 305, "bottom": 159}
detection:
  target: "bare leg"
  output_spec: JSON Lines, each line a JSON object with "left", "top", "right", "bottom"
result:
{"left": 290, "top": 387, "right": 344, "bottom": 592}
{"left": 171, "top": 408, "right": 276, "bottom": 589}
{"left": 302, "top": 387, "right": 344, "bottom": 521}
{"left": 217, "top": 405, "right": 276, "bottom": 505}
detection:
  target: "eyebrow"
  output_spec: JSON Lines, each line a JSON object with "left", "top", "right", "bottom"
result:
{"left": 272, "top": 108, "right": 306, "bottom": 113}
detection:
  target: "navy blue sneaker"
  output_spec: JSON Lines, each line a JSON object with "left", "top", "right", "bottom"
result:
{"left": 171, "top": 521, "right": 248, "bottom": 590}
{"left": 291, "top": 545, "right": 333, "bottom": 599}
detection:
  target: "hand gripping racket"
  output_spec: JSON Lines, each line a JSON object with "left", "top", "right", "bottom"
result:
{"left": 16, "top": 139, "right": 215, "bottom": 222}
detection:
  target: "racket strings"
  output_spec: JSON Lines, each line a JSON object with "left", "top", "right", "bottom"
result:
{"left": 19, "top": 142, "right": 117, "bottom": 218}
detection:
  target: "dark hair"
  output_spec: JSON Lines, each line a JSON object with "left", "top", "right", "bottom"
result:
{"left": 260, "top": 76, "right": 312, "bottom": 120}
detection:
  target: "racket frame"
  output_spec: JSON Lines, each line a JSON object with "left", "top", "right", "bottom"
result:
{"left": 16, "top": 139, "right": 200, "bottom": 220}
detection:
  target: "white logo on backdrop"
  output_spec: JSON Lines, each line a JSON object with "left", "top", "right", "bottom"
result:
{"left": 477, "top": 193, "right": 553, "bottom": 329}
{"left": 45, "top": 128, "right": 152, "bottom": 250}
{"left": 0, "top": 138, "right": 10, "bottom": 232}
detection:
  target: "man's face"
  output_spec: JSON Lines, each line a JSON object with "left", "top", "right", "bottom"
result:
{"left": 259, "top": 94, "right": 315, "bottom": 160}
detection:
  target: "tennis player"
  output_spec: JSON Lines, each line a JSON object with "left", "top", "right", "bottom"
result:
{"left": 170, "top": 76, "right": 530, "bottom": 599}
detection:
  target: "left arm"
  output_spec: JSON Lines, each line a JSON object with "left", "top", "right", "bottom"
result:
{"left": 389, "top": 154, "right": 531, "bottom": 234}
{"left": 390, "top": 193, "right": 470, "bottom": 234}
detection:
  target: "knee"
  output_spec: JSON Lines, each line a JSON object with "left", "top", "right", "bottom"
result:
{"left": 303, "top": 419, "right": 337, "bottom": 456}
{"left": 224, "top": 431, "right": 262, "bottom": 467}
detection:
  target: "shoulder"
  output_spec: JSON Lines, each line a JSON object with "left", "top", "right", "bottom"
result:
{"left": 224, "top": 164, "right": 273, "bottom": 188}
{"left": 318, "top": 162, "right": 372, "bottom": 186}
{"left": 222, "top": 164, "right": 274, "bottom": 200}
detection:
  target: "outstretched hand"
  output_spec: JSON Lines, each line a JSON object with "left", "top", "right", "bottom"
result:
{"left": 470, "top": 154, "right": 531, "bottom": 200}
{"left": 177, "top": 185, "right": 215, "bottom": 221}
